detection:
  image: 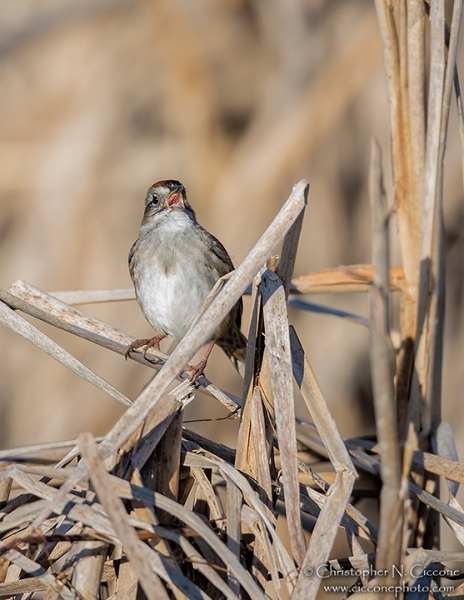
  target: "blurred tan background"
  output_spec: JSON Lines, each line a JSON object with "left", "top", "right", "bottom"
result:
{"left": 0, "top": 0, "right": 463, "bottom": 475}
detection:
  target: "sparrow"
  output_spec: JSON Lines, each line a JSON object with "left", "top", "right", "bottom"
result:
{"left": 125, "top": 179, "right": 247, "bottom": 380}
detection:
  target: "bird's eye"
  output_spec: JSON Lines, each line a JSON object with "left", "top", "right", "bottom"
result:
{"left": 151, "top": 194, "right": 159, "bottom": 206}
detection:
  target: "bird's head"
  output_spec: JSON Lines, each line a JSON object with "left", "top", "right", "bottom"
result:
{"left": 141, "top": 179, "right": 195, "bottom": 225}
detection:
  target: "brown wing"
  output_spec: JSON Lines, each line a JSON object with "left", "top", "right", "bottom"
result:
{"left": 207, "top": 232, "right": 236, "bottom": 276}
{"left": 128, "top": 237, "right": 139, "bottom": 282}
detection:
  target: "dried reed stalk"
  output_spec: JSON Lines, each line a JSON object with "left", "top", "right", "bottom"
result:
{"left": 374, "top": 0, "right": 463, "bottom": 558}
{"left": 368, "top": 140, "right": 402, "bottom": 590}
{"left": 290, "top": 327, "right": 356, "bottom": 600}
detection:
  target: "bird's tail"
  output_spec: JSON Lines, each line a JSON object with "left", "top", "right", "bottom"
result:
{"left": 217, "top": 330, "right": 248, "bottom": 377}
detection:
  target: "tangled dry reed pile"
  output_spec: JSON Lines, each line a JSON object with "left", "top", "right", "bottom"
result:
{"left": 1, "top": 2, "right": 464, "bottom": 599}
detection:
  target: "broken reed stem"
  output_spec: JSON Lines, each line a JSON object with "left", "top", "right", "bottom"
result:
{"left": 412, "top": 0, "right": 445, "bottom": 438}
{"left": 235, "top": 195, "right": 309, "bottom": 569}
{"left": 78, "top": 432, "right": 170, "bottom": 600}
{"left": 48, "top": 264, "right": 407, "bottom": 301}
{"left": 70, "top": 533, "right": 108, "bottom": 599}
{"left": 368, "top": 139, "right": 403, "bottom": 585}
{"left": 148, "top": 408, "right": 184, "bottom": 525}
{"left": 261, "top": 270, "right": 306, "bottom": 566}
{"left": 2, "top": 281, "right": 241, "bottom": 413}
{"left": 235, "top": 190, "right": 309, "bottom": 574}
{"left": 290, "top": 327, "right": 356, "bottom": 600}
{"left": 374, "top": 0, "right": 420, "bottom": 287}
{"left": 374, "top": 0, "right": 422, "bottom": 467}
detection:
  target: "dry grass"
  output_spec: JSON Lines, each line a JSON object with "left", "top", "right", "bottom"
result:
{"left": 1, "top": 1, "right": 464, "bottom": 599}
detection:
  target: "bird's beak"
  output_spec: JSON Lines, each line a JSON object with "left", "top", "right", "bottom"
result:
{"left": 166, "top": 186, "right": 184, "bottom": 208}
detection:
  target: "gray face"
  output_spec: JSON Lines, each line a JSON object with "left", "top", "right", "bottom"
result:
{"left": 141, "top": 179, "right": 196, "bottom": 225}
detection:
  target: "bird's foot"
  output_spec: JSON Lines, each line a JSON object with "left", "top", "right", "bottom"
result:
{"left": 124, "top": 335, "right": 165, "bottom": 360}
{"left": 186, "top": 358, "right": 207, "bottom": 383}
{"left": 185, "top": 339, "right": 216, "bottom": 382}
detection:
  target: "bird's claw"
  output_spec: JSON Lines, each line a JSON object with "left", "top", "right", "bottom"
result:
{"left": 124, "top": 335, "right": 164, "bottom": 360}
{"left": 187, "top": 359, "right": 207, "bottom": 383}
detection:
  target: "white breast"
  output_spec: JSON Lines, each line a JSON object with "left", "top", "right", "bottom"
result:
{"left": 131, "top": 211, "right": 219, "bottom": 341}
{"left": 135, "top": 260, "right": 212, "bottom": 341}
